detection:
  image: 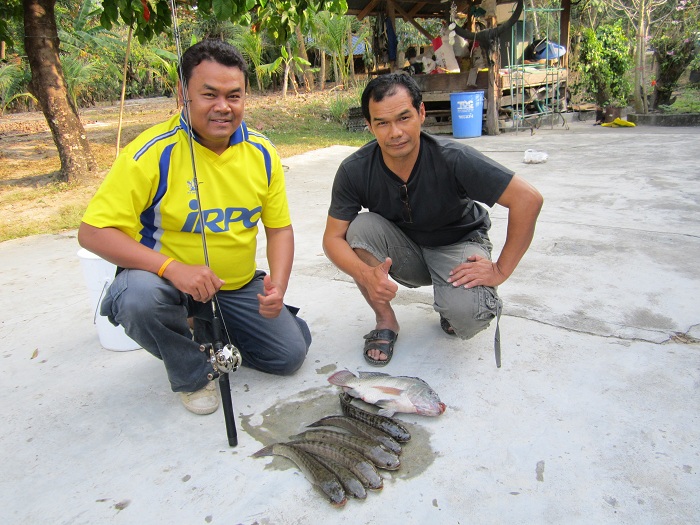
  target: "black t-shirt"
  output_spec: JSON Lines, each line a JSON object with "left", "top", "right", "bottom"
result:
{"left": 328, "top": 132, "right": 514, "bottom": 247}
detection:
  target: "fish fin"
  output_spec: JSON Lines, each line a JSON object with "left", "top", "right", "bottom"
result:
{"left": 308, "top": 415, "right": 347, "bottom": 429}
{"left": 358, "top": 371, "right": 390, "bottom": 379}
{"left": 375, "top": 386, "right": 403, "bottom": 396}
{"left": 377, "top": 407, "right": 396, "bottom": 417}
{"left": 341, "top": 387, "right": 365, "bottom": 400}
{"left": 252, "top": 444, "right": 274, "bottom": 457}
{"left": 397, "top": 375, "right": 431, "bottom": 387}
{"left": 327, "top": 370, "right": 357, "bottom": 386}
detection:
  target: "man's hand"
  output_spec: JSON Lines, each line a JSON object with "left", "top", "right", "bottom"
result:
{"left": 163, "top": 262, "right": 225, "bottom": 303}
{"left": 257, "top": 274, "right": 284, "bottom": 318}
{"left": 447, "top": 255, "right": 507, "bottom": 289}
{"left": 360, "top": 258, "right": 398, "bottom": 304}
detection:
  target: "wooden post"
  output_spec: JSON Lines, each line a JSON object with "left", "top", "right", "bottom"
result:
{"left": 484, "top": 5, "right": 500, "bottom": 136}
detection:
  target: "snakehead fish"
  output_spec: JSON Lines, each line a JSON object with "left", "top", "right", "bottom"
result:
{"left": 252, "top": 442, "right": 346, "bottom": 507}
{"left": 288, "top": 439, "right": 384, "bottom": 490}
{"left": 308, "top": 415, "right": 403, "bottom": 455}
{"left": 310, "top": 454, "right": 367, "bottom": 500}
{"left": 339, "top": 393, "right": 412, "bottom": 442}
{"left": 329, "top": 370, "right": 446, "bottom": 417}
{"left": 290, "top": 429, "right": 400, "bottom": 470}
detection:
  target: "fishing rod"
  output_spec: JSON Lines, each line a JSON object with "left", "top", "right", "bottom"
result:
{"left": 168, "top": 0, "right": 242, "bottom": 447}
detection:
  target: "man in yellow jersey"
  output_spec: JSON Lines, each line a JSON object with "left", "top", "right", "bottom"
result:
{"left": 79, "top": 40, "right": 311, "bottom": 414}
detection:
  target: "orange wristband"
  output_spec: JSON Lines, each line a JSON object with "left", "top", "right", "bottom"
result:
{"left": 157, "top": 257, "right": 175, "bottom": 277}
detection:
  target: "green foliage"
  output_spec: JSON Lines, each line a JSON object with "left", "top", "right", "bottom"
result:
{"left": 574, "top": 22, "right": 633, "bottom": 107}
{"left": 96, "top": 0, "right": 347, "bottom": 46}
{"left": 651, "top": 35, "right": 697, "bottom": 106}
{"left": 0, "top": 0, "right": 22, "bottom": 48}
{"left": 229, "top": 25, "right": 271, "bottom": 91}
{"left": 309, "top": 11, "right": 356, "bottom": 86}
{"left": 327, "top": 82, "right": 365, "bottom": 123}
{"left": 281, "top": 44, "right": 311, "bottom": 71}
{"left": 649, "top": 0, "right": 699, "bottom": 108}
{"left": 60, "top": 54, "right": 103, "bottom": 108}
{"left": 99, "top": 0, "right": 172, "bottom": 44}
{"left": 395, "top": 18, "right": 440, "bottom": 51}
{"left": 328, "top": 93, "right": 352, "bottom": 122}
{"left": 0, "top": 62, "right": 37, "bottom": 115}
{"left": 256, "top": 56, "right": 285, "bottom": 86}
{"left": 658, "top": 85, "right": 700, "bottom": 113}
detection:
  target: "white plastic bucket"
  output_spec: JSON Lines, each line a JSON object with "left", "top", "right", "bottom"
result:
{"left": 77, "top": 248, "right": 141, "bottom": 352}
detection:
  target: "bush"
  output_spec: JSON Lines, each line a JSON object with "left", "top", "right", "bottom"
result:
{"left": 573, "top": 22, "right": 633, "bottom": 108}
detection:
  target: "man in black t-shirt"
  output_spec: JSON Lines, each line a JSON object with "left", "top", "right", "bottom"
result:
{"left": 323, "top": 74, "right": 543, "bottom": 366}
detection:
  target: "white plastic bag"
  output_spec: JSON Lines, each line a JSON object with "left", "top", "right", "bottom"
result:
{"left": 523, "top": 149, "right": 549, "bottom": 164}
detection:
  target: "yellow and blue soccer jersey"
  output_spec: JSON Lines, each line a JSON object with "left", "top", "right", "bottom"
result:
{"left": 82, "top": 113, "right": 290, "bottom": 290}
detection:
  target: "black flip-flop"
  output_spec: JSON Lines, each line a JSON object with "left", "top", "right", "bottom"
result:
{"left": 440, "top": 315, "right": 456, "bottom": 336}
{"left": 363, "top": 329, "right": 398, "bottom": 366}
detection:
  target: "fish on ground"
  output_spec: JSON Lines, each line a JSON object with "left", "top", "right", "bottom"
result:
{"left": 308, "top": 415, "right": 403, "bottom": 455}
{"left": 339, "top": 393, "right": 412, "bottom": 443}
{"left": 329, "top": 370, "right": 446, "bottom": 417}
{"left": 291, "top": 429, "right": 401, "bottom": 470}
{"left": 252, "top": 442, "right": 347, "bottom": 507}
{"left": 288, "top": 439, "right": 384, "bottom": 490}
{"left": 311, "top": 454, "right": 367, "bottom": 500}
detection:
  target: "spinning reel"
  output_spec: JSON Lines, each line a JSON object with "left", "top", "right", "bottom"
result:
{"left": 200, "top": 310, "right": 242, "bottom": 447}
{"left": 200, "top": 340, "right": 242, "bottom": 379}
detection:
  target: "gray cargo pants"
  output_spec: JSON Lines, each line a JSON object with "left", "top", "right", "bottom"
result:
{"left": 346, "top": 212, "right": 501, "bottom": 340}
{"left": 100, "top": 269, "right": 311, "bottom": 392}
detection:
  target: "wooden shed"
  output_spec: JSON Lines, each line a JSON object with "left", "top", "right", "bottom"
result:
{"left": 345, "top": 0, "right": 573, "bottom": 134}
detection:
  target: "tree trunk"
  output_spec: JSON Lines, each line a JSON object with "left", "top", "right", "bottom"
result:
{"left": 282, "top": 44, "right": 291, "bottom": 99}
{"left": 295, "top": 25, "right": 314, "bottom": 92}
{"left": 486, "top": 43, "right": 501, "bottom": 136}
{"left": 485, "top": 13, "right": 500, "bottom": 136}
{"left": 560, "top": 0, "right": 571, "bottom": 69}
{"left": 333, "top": 54, "right": 339, "bottom": 86}
{"left": 23, "top": 0, "right": 97, "bottom": 182}
{"left": 286, "top": 44, "right": 300, "bottom": 96}
{"left": 348, "top": 26, "right": 356, "bottom": 85}
{"left": 633, "top": 2, "right": 647, "bottom": 114}
{"left": 320, "top": 52, "right": 326, "bottom": 90}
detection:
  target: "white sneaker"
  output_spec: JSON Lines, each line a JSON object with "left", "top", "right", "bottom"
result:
{"left": 179, "top": 381, "right": 219, "bottom": 415}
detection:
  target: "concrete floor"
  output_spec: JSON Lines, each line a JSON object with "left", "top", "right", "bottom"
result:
{"left": 1, "top": 120, "right": 699, "bottom": 524}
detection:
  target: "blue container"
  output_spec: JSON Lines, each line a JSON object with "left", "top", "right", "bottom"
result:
{"left": 450, "top": 91, "right": 484, "bottom": 138}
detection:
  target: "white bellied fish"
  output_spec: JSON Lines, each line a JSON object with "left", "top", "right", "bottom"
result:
{"left": 328, "top": 370, "right": 446, "bottom": 417}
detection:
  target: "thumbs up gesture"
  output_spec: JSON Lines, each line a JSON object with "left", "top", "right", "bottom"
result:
{"left": 257, "top": 274, "right": 283, "bottom": 318}
{"left": 364, "top": 257, "right": 398, "bottom": 304}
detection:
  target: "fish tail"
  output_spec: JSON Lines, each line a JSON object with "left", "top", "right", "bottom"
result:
{"left": 327, "top": 370, "right": 356, "bottom": 387}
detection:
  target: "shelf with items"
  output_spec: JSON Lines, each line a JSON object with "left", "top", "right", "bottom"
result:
{"left": 506, "top": 7, "right": 568, "bottom": 132}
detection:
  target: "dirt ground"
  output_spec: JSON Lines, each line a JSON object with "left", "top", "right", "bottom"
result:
{"left": 0, "top": 92, "right": 338, "bottom": 241}
{"left": 0, "top": 97, "right": 180, "bottom": 240}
